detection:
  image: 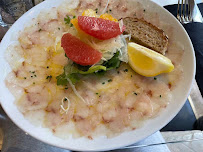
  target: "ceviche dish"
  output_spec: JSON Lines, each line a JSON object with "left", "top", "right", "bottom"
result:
{"left": 4, "top": 0, "right": 184, "bottom": 139}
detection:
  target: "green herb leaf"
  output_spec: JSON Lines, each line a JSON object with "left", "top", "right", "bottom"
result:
{"left": 67, "top": 73, "right": 80, "bottom": 84}
{"left": 64, "top": 64, "right": 106, "bottom": 75}
{"left": 56, "top": 72, "right": 80, "bottom": 85}
{"left": 56, "top": 73, "right": 68, "bottom": 85}
{"left": 64, "top": 15, "right": 71, "bottom": 24}
{"left": 57, "top": 51, "right": 121, "bottom": 85}
{"left": 79, "top": 65, "right": 106, "bottom": 74}
{"left": 103, "top": 51, "right": 121, "bottom": 70}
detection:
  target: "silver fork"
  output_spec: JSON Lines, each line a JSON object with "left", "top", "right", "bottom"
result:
{"left": 177, "top": 0, "right": 193, "bottom": 24}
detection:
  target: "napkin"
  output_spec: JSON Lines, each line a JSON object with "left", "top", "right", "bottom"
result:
{"left": 164, "top": 4, "right": 203, "bottom": 96}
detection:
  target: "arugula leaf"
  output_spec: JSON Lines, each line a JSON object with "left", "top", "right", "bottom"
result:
{"left": 103, "top": 51, "right": 121, "bottom": 70}
{"left": 64, "top": 64, "right": 79, "bottom": 75}
{"left": 56, "top": 72, "right": 80, "bottom": 86}
{"left": 56, "top": 72, "right": 68, "bottom": 85}
{"left": 67, "top": 73, "right": 80, "bottom": 84}
{"left": 79, "top": 65, "right": 106, "bottom": 74}
{"left": 57, "top": 64, "right": 107, "bottom": 86}
{"left": 56, "top": 52, "right": 121, "bottom": 86}
{"left": 63, "top": 63, "right": 107, "bottom": 75}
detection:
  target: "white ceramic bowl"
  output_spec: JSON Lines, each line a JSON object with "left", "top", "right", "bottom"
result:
{"left": 0, "top": 0, "right": 196, "bottom": 151}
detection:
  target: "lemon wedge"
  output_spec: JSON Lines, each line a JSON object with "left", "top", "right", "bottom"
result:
{"left": 128, "top": 42, "right": 174, "bottom": 77}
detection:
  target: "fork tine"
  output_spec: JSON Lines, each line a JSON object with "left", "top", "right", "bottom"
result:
{"left": 181, "top": 0, "right": 184, "bottom": 23}
{"left": 187, "top": 0, "right": 191, "bottom": 22}
{"left": 188, "top": 0, "right": 193, "bottom": 22}
{"left": 184, "top": 0, "right": 188, "bottom": 22}
{"left": 177, "top": 0, "right": 181, "bottom": 21}
{"left": 177, "top": 0, "right": 193, "bottom": 24}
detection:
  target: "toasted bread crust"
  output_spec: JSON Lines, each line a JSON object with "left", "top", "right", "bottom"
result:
{"left": 123, "top": 17, "right": 168, "bottom": 55}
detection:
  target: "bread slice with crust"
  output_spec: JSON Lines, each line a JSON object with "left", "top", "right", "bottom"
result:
{"left": 123, "top": 17, "right": 168, "bottom": 55}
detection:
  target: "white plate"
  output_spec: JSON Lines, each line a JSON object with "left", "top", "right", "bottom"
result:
{"left": 0, "top": 0, "right": 196, "bottom": 151}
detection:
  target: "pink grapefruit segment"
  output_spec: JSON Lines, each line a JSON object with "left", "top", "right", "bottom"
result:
{"left": 78, "top": 16, "right": 125, "bottom": 40}
{"left": 61, "top": 33, "right": 102, "bottom": 66}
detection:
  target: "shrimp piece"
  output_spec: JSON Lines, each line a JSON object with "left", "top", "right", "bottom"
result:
{"left": 24, "top": 46, "right": 49, "bottom": 67}
{"left": 18, "top": 23, "right": 40, "bottom": 49}
{"left": 5, "top": 64, "right": 48, "bottom": 88}
{"left": 17, "top": 85, "right": 50, "bottom": 113}
{"left": 44, "top": 88, "right": 75, "bottom": 128}
{"left": 57, "top": 0, "right": 79, "bottom": 21}
{"left": 74, "top": 104, "right": 90, "bottom": 119}
{"left": 106, "top": 108, "right": 130, "bottom": 133}
{"left": 122, "top": 93, "right": 138, "bottom": 109}
{"left": 134, "top": 94, "right": 153, "bottom": 118}
{"left": 5, "top": 44, "right": 24, "bottom": 71}
{"left": 5, "top": 76, "right": 24, "bottom": 101}
{"left": 102, "top": 107, "right": 117, "bottom": 123}
{"left": 24, "top": 109, "right": 46, "bottom": 126}
{"left": 28, "top": 31, "right": 54, "bottom": 47}
{"left": 37, "top": 8, "right": 58, "bottom": 27}
{"left": 53, "top": 121, "right": 79, "bottom": 139}
{"left": 41, "top": 20, "right": 65, "bottom": 37}
{"left": 51, "top": 52, "right": 68, "bottom": 66}
{"left": 75, "top": 119, "right": 95, "bottom": 137}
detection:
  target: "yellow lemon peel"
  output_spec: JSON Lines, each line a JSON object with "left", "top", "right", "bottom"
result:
{"left": 128, "top": 42, "right": 174, "bottom": 77}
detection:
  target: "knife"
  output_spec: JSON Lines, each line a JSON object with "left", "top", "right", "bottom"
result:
{"left": 190, "top": 0, "right": 203, "bottom": 23}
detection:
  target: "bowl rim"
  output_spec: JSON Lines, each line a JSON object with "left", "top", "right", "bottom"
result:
{"left": 0, "top": 0, "right": 196, "bottom": 151}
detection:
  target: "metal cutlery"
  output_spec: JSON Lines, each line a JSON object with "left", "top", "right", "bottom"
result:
{"left": 177, "top": 0, "right": 203, "bottom": 24}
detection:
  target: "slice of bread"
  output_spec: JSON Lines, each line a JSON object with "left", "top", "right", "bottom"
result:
{"left": 123, "top": 17, "right": 168, "bottom": 55}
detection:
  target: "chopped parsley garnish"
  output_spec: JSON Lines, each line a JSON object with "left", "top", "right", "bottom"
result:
{"left": 96, "top": 93, "right": 99, "bottom": 95}
{"left": 31, "top": 76, "right": 33, "bottom": 78}
{"left": 58, "top": 27, "right": 60, "bottom": 30}
{"left": 64, "top": 98, "right": 67, "bottom": 101}
{"left": 70, "top": 23, "right": 73, "bottom": 27}
{"left": 46, "top": 75, "right": 52, "bottom": 82}
{"left": 65, "top": 87, "right": 68, "bottom": 90}
{"left": 64, "top": 15, "right": 71, "bottom": 24}
{"left": 154, "top": 77, "right": 157, "bottom": 80}
{"left": 95, "top": 8, "right": 98, "bottom": 13}
{"left": 134, "top": 92, "right": 137, "bottom": 95}
{"left": 24, "top": 77, "right": 26, "bottom": 79}
{"left": 109, "top": 9, "right": 112, "bottom": 12}
{"left": 124, "top": 69, "right": 128, "bottom": 72}
{"left": 160, "top": 95, "right": 162, "bottom": 98}
{"left": 73, "top": 15, "right": 76, "bottom": 19}
{"left": 108, "top": 79, "right": 112, "bottom": 82}
{"left": 102, "top": 82, "right": 105, "bottom": 85}
{"left": 38, "top": 29, "right": 42, "bottom": 32}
